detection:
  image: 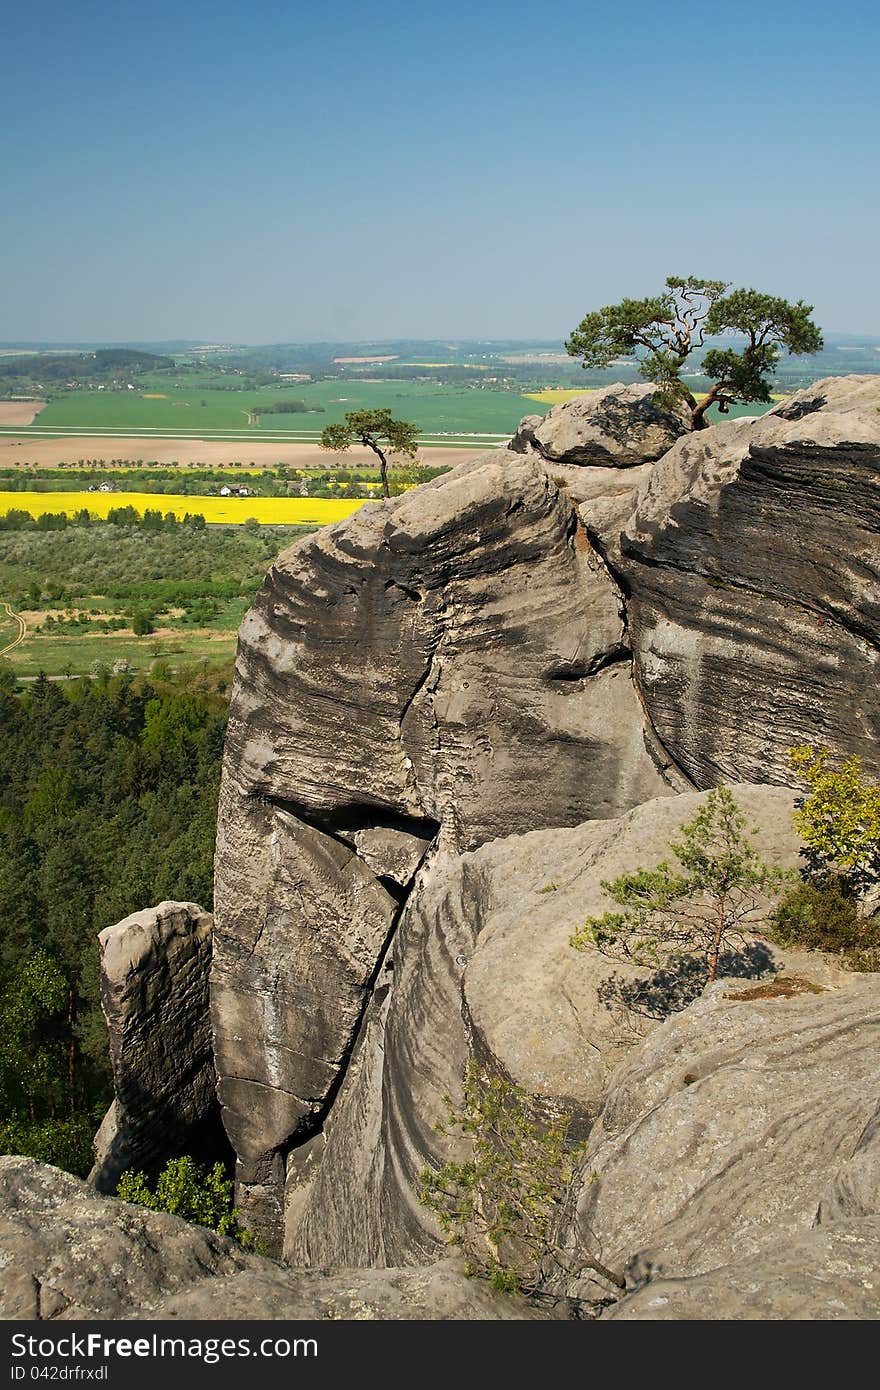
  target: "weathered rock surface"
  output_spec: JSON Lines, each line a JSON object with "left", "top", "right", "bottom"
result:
{"left": 213, "top": 450, "right": 672, "bottom": 1245}
{"left": 206, "top": 372, "right": 880, "bottom": 1289}
{"left": 90, "top": 902, "right": 222, "bottom": 1193}
{"left": 617, "top": 375, "right": 880, "bottom": 785}
{"left": 290, "top": 785, "right": 800, "bottom": 1267}
{"left": 573, "top": 972, "right": 880, "bottom": 1301}
{"left": 511, "top": 384, "right": 691, "bottom": 467}
{"left": 0, "top": 1159, "right": 553, "bottom": 1320}
{"left": 509, "top": 413, "right": 543, "bottom": 453}
{"left": 607, "top": 1218, "right": 880, "bottom": 1319}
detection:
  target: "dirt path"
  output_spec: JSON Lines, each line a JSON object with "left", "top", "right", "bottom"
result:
{"left": 0, "top": 602, "right": 27, "bottom": 657}
{"left": 0, "top": 437, "right": 480, "bottom": 470}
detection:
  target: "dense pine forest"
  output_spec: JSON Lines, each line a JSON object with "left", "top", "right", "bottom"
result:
{"left": 0, "top": 669, "right": 226, "bottom": 1174}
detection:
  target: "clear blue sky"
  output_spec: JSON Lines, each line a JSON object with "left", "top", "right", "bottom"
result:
{"left": 3, "top": 0, "right": 878, "bottom": 342}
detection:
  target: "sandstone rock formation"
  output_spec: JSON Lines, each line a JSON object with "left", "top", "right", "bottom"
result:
{"left": 510, "top": 383, "right": 691, "bottom": 466}
{"left": 606, "top": 1218, "right": 880, "bottom": 1319}
{"left": 90, "top": 901, "right": 221, "bottom": 1193}
{"left": 201, "top": 372, "right": 879, "bottom": 1304}
{"left": 0, "top": 1158, "right": 554, "bottom": 1320}
{"left": 213, "top": 450, "right": 673, "bottom": 1246}
{"left": 615, "top": 375, "right": 880, "bottom": 786}
{"left": 289, "top": 784, "right": 800, "bottom": 1267}
{"left": 571, "top": 972, "right": 880, "bottom": 1307}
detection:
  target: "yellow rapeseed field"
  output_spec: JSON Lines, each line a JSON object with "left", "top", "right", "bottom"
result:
{"left": 0, "top": 492, "right": 367, "bottom": 526}
{"left": 525, "top": 388, "right": 788, "bottom": 406}
{"left": 523, "top": 389, "right": 598, "bottom": 405}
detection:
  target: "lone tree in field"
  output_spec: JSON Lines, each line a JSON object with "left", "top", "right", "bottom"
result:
{"left": 571, "top": 786, "right": 790, "bottom": 985}
{"left": 320, "top": 408, "right": 420, "bottom": 498}
{"left": 566, "top": 276, "right": 823, "bottom": 429}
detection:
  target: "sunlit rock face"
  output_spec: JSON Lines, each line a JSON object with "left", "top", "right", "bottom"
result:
{"left": 212, "top": 449, "right": 671, "bottom": 1248}
{"left": 617, "top": 376, "right": 880, "bottom": 786}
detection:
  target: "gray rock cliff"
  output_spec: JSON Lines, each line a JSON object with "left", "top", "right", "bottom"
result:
{"left": 62, "top": 374, "right": 876, "bottom": 1316}
{"left": 213, "top": 450, "right": 671, "bottom": 1246}
{"left": 90, "top": 901, "right": 221, "bottom": 1193}
{"left": 0, "top": 1158, "right": 553, "bottom": 1320}
{"left": 615, "top": 375, "right": 880, "bottom": 785}
{"left": 573, "top": 971, "right": 880, "bottom": 1310}
{"left": 289, "top": 784, "right": 800, "bottom": 1267}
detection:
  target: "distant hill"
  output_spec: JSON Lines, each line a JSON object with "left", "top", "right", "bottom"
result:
{"left": 0, "top": 348, "right": 174, "bottom": 392}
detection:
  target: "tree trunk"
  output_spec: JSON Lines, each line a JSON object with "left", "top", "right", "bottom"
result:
{"left": 374, "top": 446, "right": 390, "bottom": 498}
{"left": 691, "top": 383, "right": 728, "bottom": 431}
{"left": 707, "top": 899, "right": 726, "bottom": 983}
{"left": 585, "top": 1255, "right": 627, "bottom": 1291}
{"left": 67, "top": 988, "right": 77, "bottom": 1115}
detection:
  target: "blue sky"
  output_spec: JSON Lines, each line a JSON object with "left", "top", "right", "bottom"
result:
{"left": 3, "top": 0, "right": 878, "bottom": 341}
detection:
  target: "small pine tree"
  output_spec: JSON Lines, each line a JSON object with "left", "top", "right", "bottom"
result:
{"left": 418, "top": 1062, "right": 623, "bottom": 1298}
{"left": 571, "top": 786, "right": 790, "bottom": 985}
{"left": 320, "top": 409, "right": 419, "bottom": 498}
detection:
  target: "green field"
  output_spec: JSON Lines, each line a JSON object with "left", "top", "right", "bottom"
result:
{"left": 0, "top": 523, "right": 291, "bottom": 679}
{"left": 8, "top": 377, "right": 783, "bottom": 445}
{"left": 7, "top": 628, "right": 239, "bottom": 679}
{"left": 10, "top": 380, "right": 548, "bottom": 442}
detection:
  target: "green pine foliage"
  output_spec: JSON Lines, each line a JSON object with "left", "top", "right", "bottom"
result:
{"left": 571, "top": 787, "right": 790, "bottom": 986}
{"left": 321, "top": 408, "right": 420, "bottom": 497}
{"left": 566, "top": 275, "right": 822, "bottom": 428}
{"left": 419, "top": 1062, "right": 623, "bottom": 1298}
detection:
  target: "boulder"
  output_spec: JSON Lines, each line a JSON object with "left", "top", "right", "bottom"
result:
{"left": 617, "top": 375, "right": 880, "bottom": 785}
{"left": 511, "top": 384, "right": 691, "bottom": 468}
{"left": 509, "top": 413, "right": 543, "bottom": 453}
{"left": 572, "top": 971, "right": 880, "bottom": 1300}
{"left": 90, "top": 902, "right": 223, "bottom": 1193}
{"left": 290, "top": 784, "right": 800, "bottom": 1267}
{"left": 0, "top": 1158, "right": 554, "bottom": 1320}
{"left": 213, "top": 450, "right": 672, "bottom": 1248}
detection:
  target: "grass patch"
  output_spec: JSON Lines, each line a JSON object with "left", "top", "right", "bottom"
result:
{"left": 10, "top": 630, "right": 238, "bottom": 679}
{"left": 726, "top": 976, "right": 825, "bottom": 1001}
{"left": 0, "top": 522, "right": 286, "bottom": 678}
{"left": 13, "top": 380, "right": 548, "bottom": 440}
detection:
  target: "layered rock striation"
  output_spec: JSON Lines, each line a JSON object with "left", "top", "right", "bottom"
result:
{"left": 204, "top": 372, "right": 880, "bottom": 1278}
{"left": 290, "top": 785, "right": 801, "bottom": 1267}
{"left": 614, "top": 376, "right": 880, "bottom": 785}
{"left": 213, "top": 450, "right": 672, "bottom": 1245}
{"left": 581, "top": 971, "right": 880, "bottom": 1316}
{"left": 90, "top": 901, "right": 221, "bottom": 1193}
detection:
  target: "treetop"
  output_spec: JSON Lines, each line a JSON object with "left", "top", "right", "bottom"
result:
{"left": 566, "top": 274, "right": 823, "bottom": 428}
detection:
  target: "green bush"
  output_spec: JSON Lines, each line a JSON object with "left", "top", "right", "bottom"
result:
{"left": 788, "top": 746, "right": 880, "bottom": 891}
{"left": 131, "top": 610, "right": 155, "bottom": 636}
{"left": 770, "top": 879, "right": 880, "bottom": 969}
{"left": 117, "top": 1156, "right": 249, "bottom": 1241}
